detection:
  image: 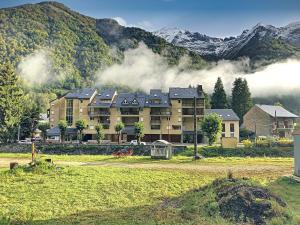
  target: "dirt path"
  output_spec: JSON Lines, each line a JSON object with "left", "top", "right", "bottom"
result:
{"left": 0, "top": 157, "right": 293, "bottom": 176}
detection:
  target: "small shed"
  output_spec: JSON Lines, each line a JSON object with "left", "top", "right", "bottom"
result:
{"left": 151, "top": 140, "right": 173, "bottom": 159}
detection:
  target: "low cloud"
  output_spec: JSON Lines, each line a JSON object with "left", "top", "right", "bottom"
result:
{"left": 96, "top": 43, "right": 300, "bottom": 96}
{"left": 113, "top": 17, "right": 153, "bottom": 30}
{"left": 17, "top": 49, "right": 56, "bottom": 85}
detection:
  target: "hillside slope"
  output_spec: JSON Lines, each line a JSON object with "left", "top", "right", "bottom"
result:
{"left": 0, "top": 1, "right": 207, "bottom": 90}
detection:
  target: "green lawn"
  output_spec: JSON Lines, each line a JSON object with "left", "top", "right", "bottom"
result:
{"left": 0, "top": 154, "right": 299, "bottom": 225}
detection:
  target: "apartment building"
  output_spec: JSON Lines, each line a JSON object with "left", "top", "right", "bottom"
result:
{"left": 48, "top": 86, "right": 205, "bottom": 143}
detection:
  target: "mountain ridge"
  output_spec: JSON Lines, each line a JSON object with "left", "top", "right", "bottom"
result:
{"left": 154, "top": 22, "right": 300, "bottom": 61}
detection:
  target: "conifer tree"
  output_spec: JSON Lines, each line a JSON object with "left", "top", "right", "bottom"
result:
{"left": 211, "top": 77, "right": 228, "bottom": 109}
{"left": 231, "top": 78, "right": 253, "bottom": 124}
{"left": 0, "top": 62, "right": 24, "bottom": 142}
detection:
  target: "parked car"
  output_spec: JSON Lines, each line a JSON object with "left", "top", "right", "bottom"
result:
{"left": 18, "top": 140, "right": 32, "bottom": 144}
{"left": 31, "top": 137, "right": 42, "bottom": 142}
{"left": 130, "top": 140, "right": 146, "bottom": 145}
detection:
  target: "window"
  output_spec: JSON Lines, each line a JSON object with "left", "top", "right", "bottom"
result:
{"left": 66, "top": 99, "right": 73, "bottom": 126}
{"left": 178, "top": 109, "right": 181, "bottom": 113}
{"left": 230, "top": 123, "right": 234, "bottom": 132}
{"left": 122, "top": 99, "right": 129, "bottom": 105}
{"left": 51, "top": 111, "right": 54, "bottom": 115}
{"left": 79, "top": 108, "right": 83, "bottom": 113}
{"left": 222, "top": 123, "right": 225, "bottom": 132}
{"left": 178, "top": 100, "right": 181, "bottom": 103}
{"left": 140, "top": 117, "right": 144, "bottom": 122}
{"left": 131, "top": 98, "right": 139, "bottom": 105}
{"left": 178, "top": 118, "right": 182, "bottom": 122}
{"left": 172, "top": 125, "right": 181, "bottom": 130}
{"left": 80, "top": 100, "right": 83, "bottom": 103}
{"left": 151, "top": 125, "right": 160, "bottom": 130}
{"left": 89, "top": 125, "right": 94, "bottom": 130}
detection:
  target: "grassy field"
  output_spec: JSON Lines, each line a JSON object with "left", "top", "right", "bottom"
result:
{"left": 0, "top": 154, "right": 299, "bottom": 225}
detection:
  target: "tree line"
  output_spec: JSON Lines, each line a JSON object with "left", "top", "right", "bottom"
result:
{"left": 210, "top": 76, "right": 253, "bottom": 123}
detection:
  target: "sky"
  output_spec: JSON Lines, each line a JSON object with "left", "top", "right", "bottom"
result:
{"left": 1, "top": 0, "right": 300, "bottom": 37}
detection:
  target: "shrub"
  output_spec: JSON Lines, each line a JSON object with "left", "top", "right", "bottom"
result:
{"left": 200, "top": 146, "right": 293, "bottom": 157}
{"left": 242, "top": 139, "right": 253, "bottom": 148}
{"left": 276, "top": 138, "right": 293, "bottom": 147}
{"left": 239, "top": 128, "right": 255, "bottom": 140}
{"left": 255, "top": 139, "right": 271, "bottom": 148}
{"left": 9, "top": 160, "right": 60, "bottom": 175}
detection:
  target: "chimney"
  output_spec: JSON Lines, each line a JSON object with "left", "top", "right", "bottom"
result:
{"left": 197, "top": 85, "right": 203, "bottom": 94}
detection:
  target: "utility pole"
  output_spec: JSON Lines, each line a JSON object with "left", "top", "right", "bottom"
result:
{"left": 168, "top": 116, "right": 170, "bottom": 142}
{"left": 17, "top": 125, "right": 20, "bottom": 141}
{"left": 194, "top": 96, "right": 199, "bottom": 159}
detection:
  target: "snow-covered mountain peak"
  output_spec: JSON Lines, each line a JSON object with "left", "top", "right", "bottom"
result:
{"left": 153, "top": 22, "right": 300, "bottom": 59}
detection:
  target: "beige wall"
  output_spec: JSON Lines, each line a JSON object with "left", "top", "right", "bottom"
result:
{"left": 243, "top": 106, "right": 272, "bottom": 136}
{"left": 49, "top": 98, "right": 65, "bottom": 128}
{"left": 221, "top": 121, "right": 239, "bottom": 142}
{"left": 221, "top": 137, "right": 238, "bottom": 148}
{"left": 50, "top": 95, "right": 206, "bottom": 142}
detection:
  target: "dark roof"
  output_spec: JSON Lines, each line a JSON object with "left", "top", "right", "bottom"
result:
{"left": 65, "top": 88, "right": 96, "bottom": 99}
{"left": 89, "top": 89, "right": 116, "bottom": 108}
{"left": 145, "top": 89, "right": 170, "bottom": 108}
{"left": 97, "top": 89, "right": 116, "bottom": 100}
{"left": 256, "top": 104, "right": 299, "bottom": 118}
{"left": 205, "top": 109, "right": 240, "bottom": 121}
{"left": 115, "top": 93, "right": 146, "bottom": 108}
{"left": 169, "top": 87, "right": 204, "bottom": 99}
{"left": 47, "top": 126, "right": 77, "bottom": 136}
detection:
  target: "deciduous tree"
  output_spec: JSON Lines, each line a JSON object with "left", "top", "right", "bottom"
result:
{"left": 75, "top": 120, "right": 87, "bottom": 143}
{"left": 58, "top": 120, "right": 68, "bottom": 143}
{"left": 115, "top": 122, "right": 124, "bottom": 144}
{"left": 134, "top": 122, "right": 145, "bottom": 145}
{"left": 201, "top": 113, "right": 222, "bottom": 146}
{"left": 38, "top": 122, "right": 50, "bottom": 142}
{"left": 95, "top": 124, "right": 105, "bottom": 144}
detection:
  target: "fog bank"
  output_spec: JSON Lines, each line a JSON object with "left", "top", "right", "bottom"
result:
{"left": 96, "top": 43, "right": 300, "bottom": 96}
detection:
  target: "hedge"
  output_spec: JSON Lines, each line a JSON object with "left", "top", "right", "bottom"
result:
{"left": 200, "top": 146, "right": 293, "bottom": 157}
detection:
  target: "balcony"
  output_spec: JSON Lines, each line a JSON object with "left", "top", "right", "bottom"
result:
{"left": 122, "top": 117, "right": 139, "bottom": 126}
{"left": 182, "top": 100, "right": 204, "bottom": 108}
{"left": 120, "top": 109, "right": 139, "bottom": 115}
{"left": 182, "top": 108, "right": 204, "bottom": 116}
{"left": 150, "top": 109, "right": 171, "bottom": 116}
{"left": 277, "top": 125, "right": 294, "bottom": 130}
{"left": 150, "top": 118, "right": 161, "bottom": 125}
{"left": 89, "top": 109, "right": 110, "bottom": 117}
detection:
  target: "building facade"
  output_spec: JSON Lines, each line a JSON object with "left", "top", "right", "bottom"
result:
{"left": 49, "top": 86, "right": 205, "bottom": 143}
{"left": 243, "top": 104, "right": 299, "bottom": 138}
{"left": 205, "top": 109, "right": 240, "bottom": 142}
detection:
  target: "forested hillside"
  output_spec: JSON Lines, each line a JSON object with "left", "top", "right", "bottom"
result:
{"left": 0, "top": 1, "right": 207, "bottom": 91}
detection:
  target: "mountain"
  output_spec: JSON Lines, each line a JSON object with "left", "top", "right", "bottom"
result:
{"left": 0, "top": 1, "right": 207, "bottom": 91}
{"left": 95, "top": 19, "right": 207, "bottom": 68}
{"left": 154, "top": 23, "right": 300, "bottom": 62}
